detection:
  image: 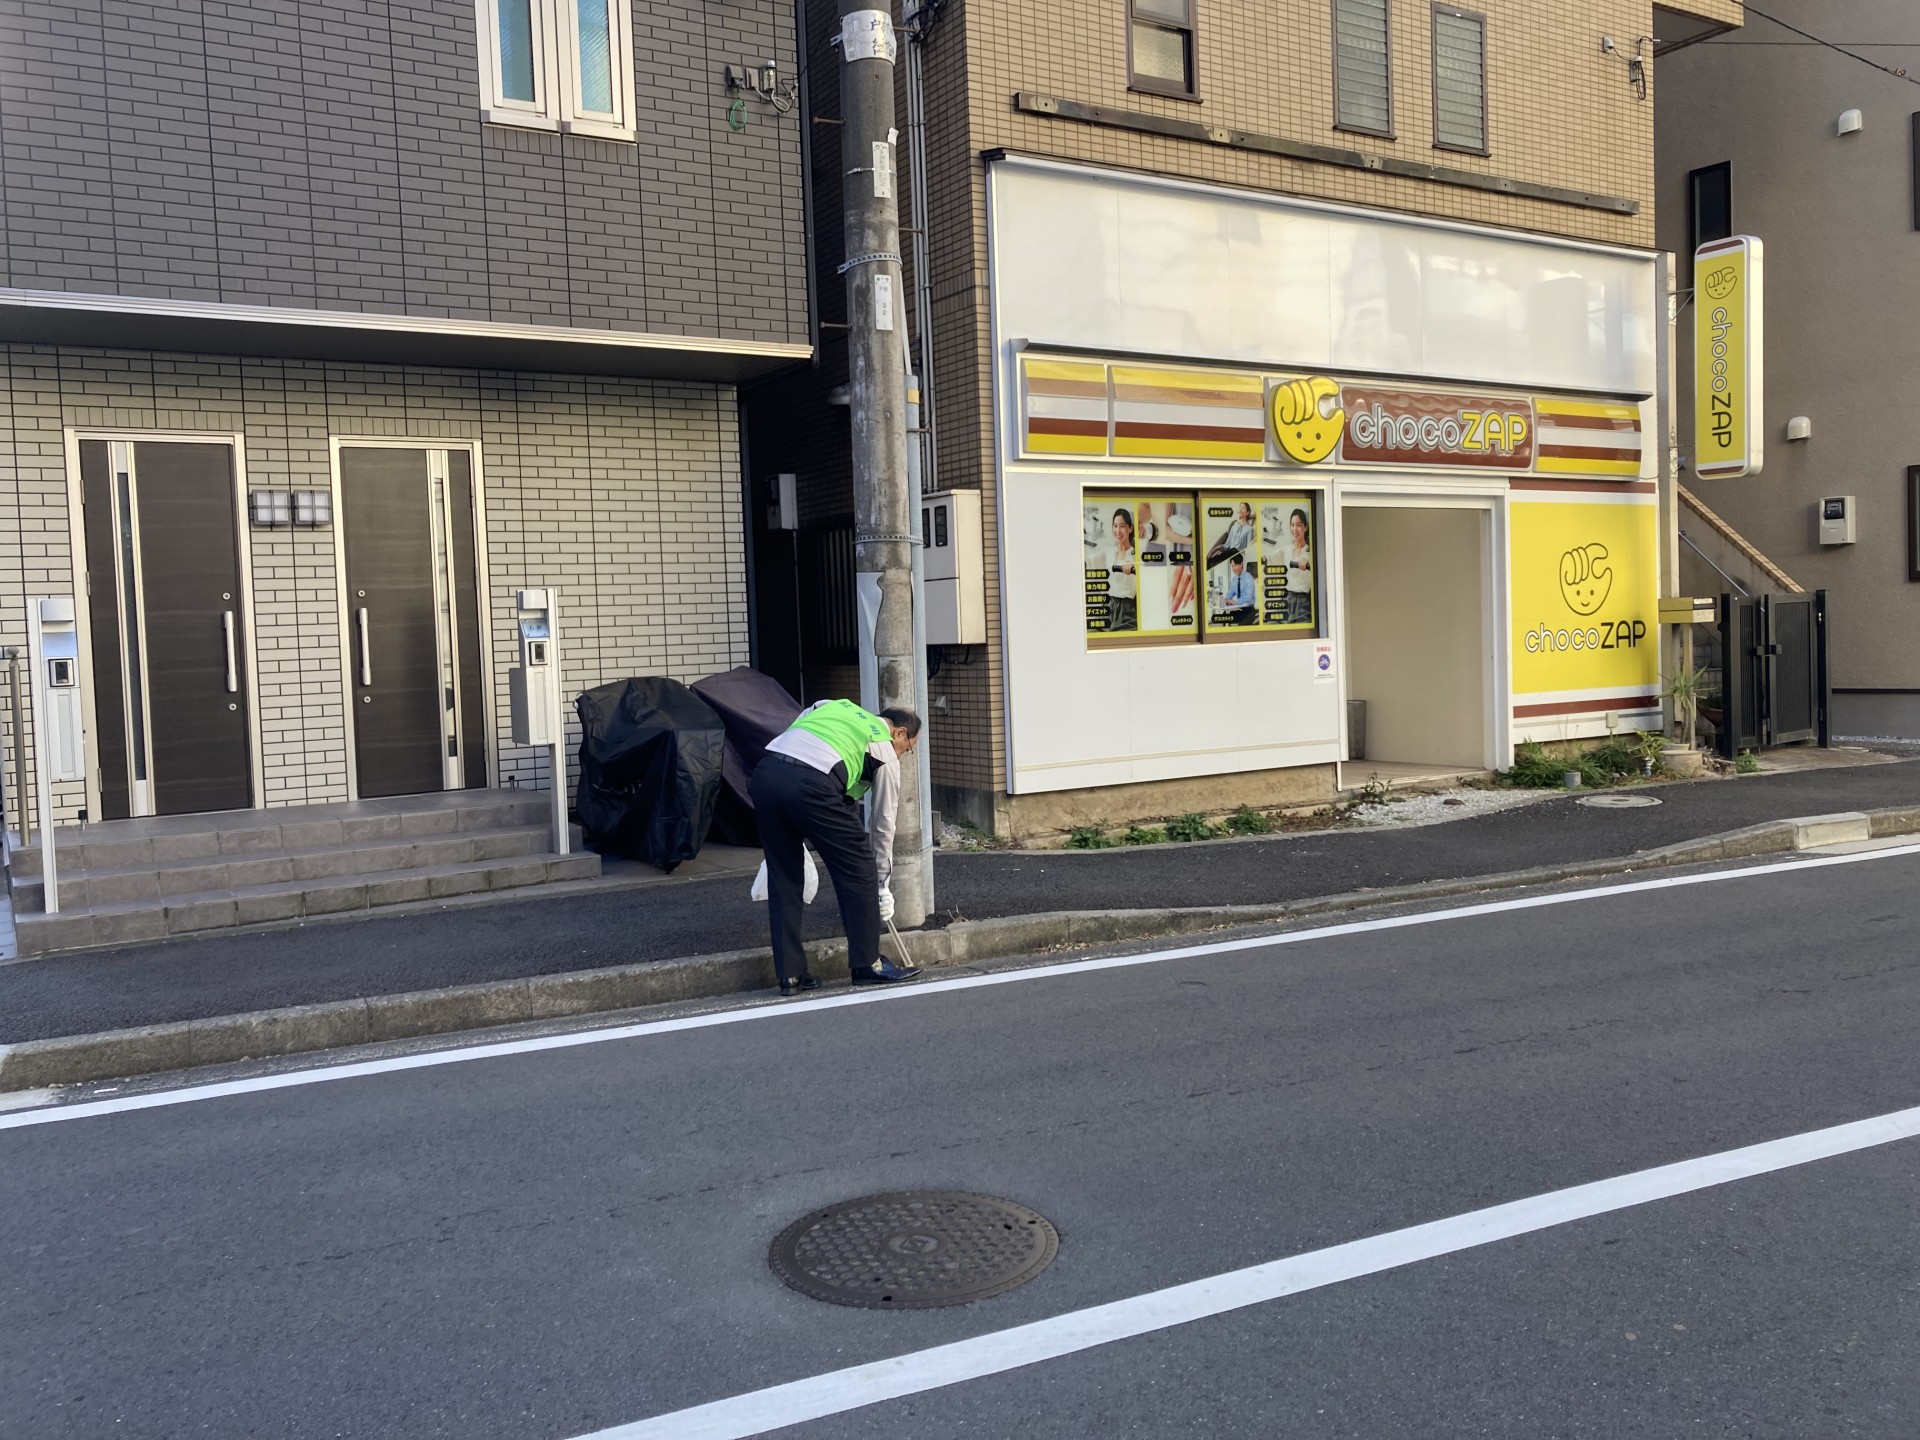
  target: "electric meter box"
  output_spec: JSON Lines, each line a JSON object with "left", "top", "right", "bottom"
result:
{"left": 509, "top": 587, "right": 558, "bottom": 746}
{"left": 920, "top": 489, "right": 986, "bottom": 644}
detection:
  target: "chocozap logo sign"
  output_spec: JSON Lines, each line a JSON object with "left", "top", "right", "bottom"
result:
{"left": 1522, "top": 542, "right": 1646, "bottom": 656}
{"left": 1510, "top": 499, "right": 1659, "bottom": 704}
{"left": 1267, "top": 377, "right": 1535, "bottom": 470}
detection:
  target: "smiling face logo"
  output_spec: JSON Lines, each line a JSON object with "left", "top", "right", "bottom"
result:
{"left": 1703, "top": 265, "right": 1739, "bottom": 303}
{"left": 1270, "top": 376, "right": 1344, "bottom": 464}
{"left": 1560, "top": 543, "right": 1613, "bottom": 616}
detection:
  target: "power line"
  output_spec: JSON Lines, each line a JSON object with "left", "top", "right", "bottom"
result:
{"left": 1730, "top": 2, "right": 1920, "bottom": 85}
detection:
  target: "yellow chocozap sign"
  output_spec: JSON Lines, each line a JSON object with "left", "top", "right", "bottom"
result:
{"left": 1693, "top": 235, "right": 1764, "bottom": 479}
{"left": 1511, "top": 497, "right": 1659, "bottom": 698}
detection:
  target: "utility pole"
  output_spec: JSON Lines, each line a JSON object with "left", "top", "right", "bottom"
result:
{"left": 839, "top": 2, "right": 929, "bottom": 927}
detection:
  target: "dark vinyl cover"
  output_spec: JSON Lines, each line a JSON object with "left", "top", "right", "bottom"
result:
{"left": 689, "top": 666, "right": 803, "bottom": 845}
{"left": 574, "top": 677, "right": 725, "bottom": 871}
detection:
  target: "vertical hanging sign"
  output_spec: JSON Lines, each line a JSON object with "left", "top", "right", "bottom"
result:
{"left": 1693, "top": 235, "right": 1765, "bottom": 478}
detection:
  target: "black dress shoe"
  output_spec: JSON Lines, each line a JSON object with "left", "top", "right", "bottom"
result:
{"left": 779, "top": 976, "right": 823, "bottom": 997}
{"left": 851, "top": 959, "right": 922, "bottom": 986}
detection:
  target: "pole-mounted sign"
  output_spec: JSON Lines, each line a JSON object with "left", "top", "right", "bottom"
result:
{"left": 1693, "top": 235, "right": 1764, "bottom": 478}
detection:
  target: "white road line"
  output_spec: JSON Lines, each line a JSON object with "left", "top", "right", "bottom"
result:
{"left": 5, "top": 841, "right": 1919, "bottom": 1133}
{"left": 579, "top": 1102, "right": 1920, "bottom": 1440}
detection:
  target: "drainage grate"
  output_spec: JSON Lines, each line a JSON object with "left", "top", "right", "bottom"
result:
{"left": 768, "top": 1191, "right": 1059, "bottom": 1309}
{"left": 1578, "top": 794, "right": 1663, "bottom": 809}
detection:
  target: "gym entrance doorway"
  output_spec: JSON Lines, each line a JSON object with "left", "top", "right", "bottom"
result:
{"left": 1339, "top": 502, "right": 1496, "bottom": 783}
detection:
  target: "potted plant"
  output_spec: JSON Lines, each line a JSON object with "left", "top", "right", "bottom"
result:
{"left": 1664, "top": 665, "right": 1709, "bottom": 757}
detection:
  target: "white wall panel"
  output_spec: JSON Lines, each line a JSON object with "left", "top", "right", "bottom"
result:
{"left": 992, "top": 159, "right": 1658, "bottom": 396}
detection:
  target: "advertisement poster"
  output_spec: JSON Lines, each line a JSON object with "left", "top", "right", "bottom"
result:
{"left": 1200, "top": 494, "right": 1318, "bottom": 636}
{"left": 1510, "top": 495, "right": 1659, "bottom": 702}
{"left": 1084, "top": 495, "right": 1198, "bottom": 641}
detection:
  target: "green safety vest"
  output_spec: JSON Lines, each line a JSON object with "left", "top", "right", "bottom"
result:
{"left": 790, "top": 700, "right": 891, "bottom": 799}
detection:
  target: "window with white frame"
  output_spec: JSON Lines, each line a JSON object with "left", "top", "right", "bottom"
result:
{"left": 478, "top": 0, "right": 635, "bottom": 140}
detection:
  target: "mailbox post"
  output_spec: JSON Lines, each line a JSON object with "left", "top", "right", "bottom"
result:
{"left": 25, "top": 597, "right": 84, "bottom": 913}
{"left": 508, "top": 587, "right": 569, "bottom": 856}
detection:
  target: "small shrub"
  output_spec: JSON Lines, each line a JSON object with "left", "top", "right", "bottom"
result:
{"left": 1734, "top": 750, "right": 1761, "bottom": 774}
{"left": 1583, "top": 736, "right": 1640, "bottom": 785}
{"left": 1224, "top": 805, "right": 1273, "bottom": 836}
{"left": 1164, "top": 812, "right": 1219, "bottom": 843}
{"left": 1503, "top": 738, "right": 1637, "bottom": 789}
{"left": 1502, "top": 741, "right": 1567, "bottom": 788}
{"left": 1121, "top": 824, "right": 1165, "bottom": 846}
{"left": 1065, "top": 825, "right": 1114, "bottom": 849}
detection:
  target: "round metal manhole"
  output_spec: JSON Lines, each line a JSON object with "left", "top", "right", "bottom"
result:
{"left": 769, "top": 1191, "right": 1059, "bottom": 1309}
{"left": 1578, "top": 793, "right": 1664, "bottom": 809}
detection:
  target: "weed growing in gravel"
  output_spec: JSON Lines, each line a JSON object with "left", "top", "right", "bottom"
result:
{"left": 1121, "top": 824, "right": 1165, "bottom": 846}
{"left": 1065, "top": 825, "right": 1115, "bottom": 849}
{"left": 1503, "top": 738, "right": 1644, "bottom": 789}
{"left": 1164, "top": 812, "right": 1219, "bottom": 843}
{"left": 1224, "top": 805, "right": 1273, "bottom": 836}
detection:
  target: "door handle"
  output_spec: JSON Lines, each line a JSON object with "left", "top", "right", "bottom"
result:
{"left": 358, "top": 607, "right": 371, "bottom": 687}
{"left": 223, "top": 611, "right": 238, "bottom": 693}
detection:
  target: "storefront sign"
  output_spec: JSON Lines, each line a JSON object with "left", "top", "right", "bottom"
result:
{"left": 1019, "top": 355, "right": 1645, "bottom": 481}
{"left": 1693, "top": 235, "right": 1765, "bottom": 479}
{"left": 1336, "top": 386, "right": 1534, "bottom": 470}
{"left": 1509, "top": 492, "right": 1659, "bottom": 716}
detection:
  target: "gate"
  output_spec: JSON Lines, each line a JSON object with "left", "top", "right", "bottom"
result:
{"left": 1717, "top": 590, "right": 1829, "bottom": 756}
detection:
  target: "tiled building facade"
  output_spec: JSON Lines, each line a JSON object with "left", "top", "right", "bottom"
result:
{"left": 0, "top": 0, "right": 803, "bottom": 826}
{"left": 747, "top": 0, "right": 1742, "bottom": 837}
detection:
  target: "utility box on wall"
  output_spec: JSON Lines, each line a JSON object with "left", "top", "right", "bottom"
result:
{"left": 1818, "top": 496, "right": 1857, "bottom": 546}
{"left": 922, "top": 490, "right": 987, "bottom": 645}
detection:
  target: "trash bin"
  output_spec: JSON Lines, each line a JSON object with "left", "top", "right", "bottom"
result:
{"left": 574, "top": 677, "right": 725, "bottom": 872}
{"left": 690, "top": 666, "right": 803, "bottom": 846}
{"left": 1347, "top": 698, "right": 1367, "bottom": 762}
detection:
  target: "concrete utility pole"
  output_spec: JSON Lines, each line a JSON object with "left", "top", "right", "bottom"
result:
{"left": 839, "top": 1, "right": 929, "bottom": 927}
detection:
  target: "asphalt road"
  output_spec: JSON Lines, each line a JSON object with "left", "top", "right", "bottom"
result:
{"left": 9, "top": 759, "right": 1920, "bottom": 1042}
{"left": 4, "top": 843, "right": 1919, "bottom": 1437}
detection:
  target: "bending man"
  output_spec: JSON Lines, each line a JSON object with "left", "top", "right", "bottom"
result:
{"left": 752, "top": 699, "right": 924, "bottom": 996}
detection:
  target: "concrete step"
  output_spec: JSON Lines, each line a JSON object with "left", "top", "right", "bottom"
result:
{"left": 10, "top": 826, "right": 553, "bottom": 914}
{"left": 12, "top": 851, "right": 603, "bottom": 957}
{"left": 9, "top": 792, "right": 553, "bottom": 877}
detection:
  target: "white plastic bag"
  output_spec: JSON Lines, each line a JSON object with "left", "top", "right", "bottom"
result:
{"left": 750, "top": 849, "right": 819, "bottom": 904}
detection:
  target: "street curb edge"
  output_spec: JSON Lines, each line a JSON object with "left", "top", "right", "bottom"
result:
{"left": 4, "top": 806, "right": 1915, "bottom": 1092}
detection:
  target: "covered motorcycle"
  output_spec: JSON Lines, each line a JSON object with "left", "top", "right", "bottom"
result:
{"left": 574, "top": 677, "right": 724, "bottom": 871}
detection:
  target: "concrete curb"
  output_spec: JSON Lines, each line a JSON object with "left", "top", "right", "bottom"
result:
{"left": 5, "top": 806, "right": 1916, "bottom": 1093}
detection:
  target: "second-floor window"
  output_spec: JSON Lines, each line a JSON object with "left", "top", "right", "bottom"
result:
{"left": 1333, "top": 0, "right": 1393, "bottom": 136}
{"left": 479, "top": 0, "right": 636, "bottom": 140}
{"left": 1128, "top": 0, "right": 1197, "bottom": 99}
{"left": 1431, "top": 4, "right": 1486, "bottom": 154}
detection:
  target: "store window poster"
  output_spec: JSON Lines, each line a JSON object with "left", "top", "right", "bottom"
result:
{"left": 1202, "top": 495, "right": 1318, "bottom": 634}
{"left": 1084, "top": 496, "right": 1198, "bottom": 639}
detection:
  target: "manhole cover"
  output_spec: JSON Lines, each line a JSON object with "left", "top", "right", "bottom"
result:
{"left": 768, "top": 1191, "right": 1059, "bottom": 1309}
{"left": 1578, "top": 794, "right": 1663, "bottom": 808}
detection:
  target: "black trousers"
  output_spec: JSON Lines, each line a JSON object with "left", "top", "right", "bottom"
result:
{"left": 750, "top": 753, "right": 882, "bottom": 981}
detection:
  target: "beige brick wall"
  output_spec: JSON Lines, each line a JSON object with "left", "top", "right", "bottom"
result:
{"left": 0, "top": 345, "right": 748, "bottom": 824}
{"left": 911, "top": 0, "right": 1708, "bottom": 826}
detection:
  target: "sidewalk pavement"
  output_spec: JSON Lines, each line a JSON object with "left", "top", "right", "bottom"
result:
{"left": 6, "top": 757, "right": 1920, "bottom": 1052}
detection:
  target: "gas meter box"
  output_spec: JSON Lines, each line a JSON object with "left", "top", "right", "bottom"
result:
{"left": 509, "top": 588, "right": 558, "bottom": 746}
